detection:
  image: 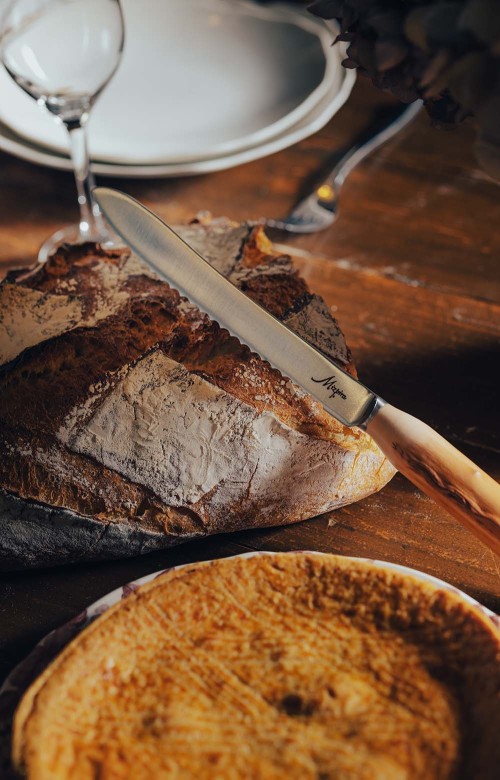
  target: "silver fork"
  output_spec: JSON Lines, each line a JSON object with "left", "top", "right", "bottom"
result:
{"left": 265, "top": 100, "right": 422, "bottom": 234}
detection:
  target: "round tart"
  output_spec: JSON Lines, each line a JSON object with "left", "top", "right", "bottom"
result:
{"left": 12, "top": 553, "right": 500, "bottom": 779}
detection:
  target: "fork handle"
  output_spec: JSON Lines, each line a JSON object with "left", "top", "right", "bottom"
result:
{"left": 365, "top": 403, "right": 500, "bottom": 556}
{"left": 325, "top": 101, "right": 422, "bottom": 193}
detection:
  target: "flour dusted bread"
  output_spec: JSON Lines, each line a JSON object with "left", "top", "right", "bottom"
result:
{"left": 12, "top": 553, "right": 500, "bottom": 779}
{"left": 0, "top": 220, "right": 394, "bottom": 567}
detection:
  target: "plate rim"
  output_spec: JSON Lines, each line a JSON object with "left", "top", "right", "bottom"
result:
{"left": 0, "top": 0, "right": 342, "bottom": 166}
{"left": 0, "top": 66, "right": 356, "bottom": 177}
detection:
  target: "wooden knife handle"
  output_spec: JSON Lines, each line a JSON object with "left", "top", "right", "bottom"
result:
{"left": 365, "top": 404, "right": 500, "bottom": 556}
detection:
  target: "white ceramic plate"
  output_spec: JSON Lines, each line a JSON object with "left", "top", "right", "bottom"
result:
{"left": 0, "top": 64, "right": 355, "bottom": 177}
{"left": 0, "top": 0, "right": 340, "bottom": 165}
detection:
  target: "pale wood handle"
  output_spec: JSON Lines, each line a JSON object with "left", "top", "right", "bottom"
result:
{"left": 365, "top": 404, "right": 500, "bottom": 556}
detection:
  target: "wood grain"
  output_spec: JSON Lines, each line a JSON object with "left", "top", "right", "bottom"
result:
{"left": 0, "top": 79, "right": 499, "bottom": 686}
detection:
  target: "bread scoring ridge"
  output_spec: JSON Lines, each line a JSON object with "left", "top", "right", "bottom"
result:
{"left": 0, "top": 221, "right": 395, "bottom": 567}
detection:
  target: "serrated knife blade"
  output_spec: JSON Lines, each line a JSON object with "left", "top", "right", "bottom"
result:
{"left": 95, "top": 187, "right": 379, "bottom": 428}
{"left": 94, "top": 187, "right": 500, "bottom": 556}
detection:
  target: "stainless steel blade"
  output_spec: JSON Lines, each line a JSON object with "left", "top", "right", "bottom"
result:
{"left": 94, "top": 188, "right": 380, "bottom": 427}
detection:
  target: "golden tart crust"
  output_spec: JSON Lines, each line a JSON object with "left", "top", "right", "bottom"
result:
{"left": 13, "top": 553, "right": 500, "bottom": 779}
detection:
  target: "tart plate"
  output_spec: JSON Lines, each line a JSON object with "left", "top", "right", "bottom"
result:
{"left": 1, "top": 551, "right": 497, "bottom": 776}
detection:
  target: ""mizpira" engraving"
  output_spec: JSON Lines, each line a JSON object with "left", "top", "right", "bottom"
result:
{"left": 311, "top": 375, "right": 347, "bottom": 401}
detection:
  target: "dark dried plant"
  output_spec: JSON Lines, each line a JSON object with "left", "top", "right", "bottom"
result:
{"left": 308, "top": 0, "right": 500, "bottom": 179}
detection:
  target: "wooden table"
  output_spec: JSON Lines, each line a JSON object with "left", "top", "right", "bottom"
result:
{"left": 1, "top": 80, "right": 499, "bottom": 686}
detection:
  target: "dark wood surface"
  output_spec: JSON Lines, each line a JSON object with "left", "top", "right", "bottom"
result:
{"left": 1, "top": 79, "right": 499, "bottom": 686}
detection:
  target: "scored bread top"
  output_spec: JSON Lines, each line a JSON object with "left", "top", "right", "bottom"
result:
{"left": 0, "top": 220, "right": 395, "bottom": 563}
{"left": 12, "top": 552, "right": 500, "bottom": 779}
{"left": 0, "top": 222, "right": 353, "bottom": 433}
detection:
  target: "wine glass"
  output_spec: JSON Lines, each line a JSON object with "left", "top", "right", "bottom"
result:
{"left": 0, "top": 0, "right": 125, "bottom": 261}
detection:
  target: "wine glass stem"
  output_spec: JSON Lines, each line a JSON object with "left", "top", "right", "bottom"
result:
{"left": 66, "top": 120, "right": 106, "bottom": 243}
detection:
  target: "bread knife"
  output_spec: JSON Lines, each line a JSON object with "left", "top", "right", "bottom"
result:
{"left": 94, "top": 187, "right": 500, "bottom": 556}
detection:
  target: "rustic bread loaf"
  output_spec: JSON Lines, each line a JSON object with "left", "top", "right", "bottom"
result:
{"left": 0, "top": 220, "right": 394, "bottom": 568}
{"left": 12, "top": 553, "right": 500, "bottom": 779}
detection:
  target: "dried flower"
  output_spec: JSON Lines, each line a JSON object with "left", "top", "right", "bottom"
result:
{"left": 309, "top": 0, "right": 500, "bottom": 178}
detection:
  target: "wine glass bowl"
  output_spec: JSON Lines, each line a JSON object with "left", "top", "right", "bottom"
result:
{"left": 0, "top": 0, "right": 125, "bottom": 260}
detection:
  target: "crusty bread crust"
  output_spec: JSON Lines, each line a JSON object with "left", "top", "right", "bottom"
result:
{"left": 0, "top": 222, "right": 395, "bottom": 567}
{"left": 13, "top": 553, "right": 500, "bottom": 779}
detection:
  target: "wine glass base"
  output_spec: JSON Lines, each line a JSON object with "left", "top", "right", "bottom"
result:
{"left": 37, "top": 224, "right": 124, "bottom": 263}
